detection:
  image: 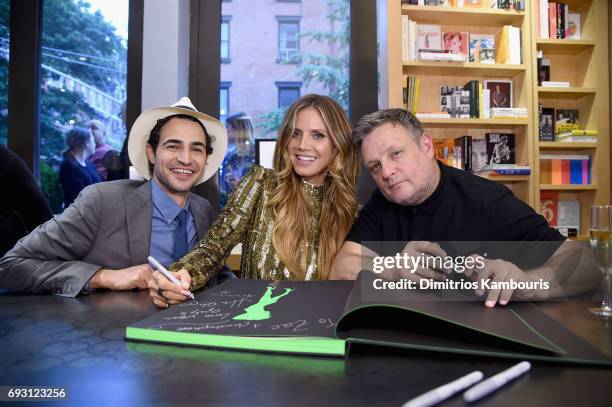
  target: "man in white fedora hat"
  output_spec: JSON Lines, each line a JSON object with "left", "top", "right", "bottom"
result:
{"left": 0, "top": 97, "right": 228, "bottom": 297}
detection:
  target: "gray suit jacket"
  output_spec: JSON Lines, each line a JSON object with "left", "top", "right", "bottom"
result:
{"left": 0, "top": 180, "right": 213, "bottom": 297}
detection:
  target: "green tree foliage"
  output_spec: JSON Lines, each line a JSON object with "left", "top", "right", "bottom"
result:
{"left": 0, "top": 1, "right": 126, "bottom": 212}
{"left": 42, "top": 0, "right": 126, "bottom": 94}
{"left": 257, "top": 0, "right": 349, "bottom": 137}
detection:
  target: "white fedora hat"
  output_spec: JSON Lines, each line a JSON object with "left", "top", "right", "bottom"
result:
{"left": 127, "top": 97, "right": 228, "bottom": 184}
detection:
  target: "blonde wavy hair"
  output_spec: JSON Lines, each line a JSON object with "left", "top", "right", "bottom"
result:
{"left": 268, "top": 94, "right": 359, "bottom": 280}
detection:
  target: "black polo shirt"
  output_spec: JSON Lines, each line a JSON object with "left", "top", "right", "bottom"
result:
{"left": 347, "top": 162, "right": 565, "bottom": 267}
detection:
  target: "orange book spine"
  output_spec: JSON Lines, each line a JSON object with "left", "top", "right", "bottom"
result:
{"left": 540, "top": 159, "right": 552, "bottom": 184}
{"left": 561, "top": 160, "right": 570, "bottom": 184}
{"left": 551, "top": 159, "right": 562, "bottom": 184}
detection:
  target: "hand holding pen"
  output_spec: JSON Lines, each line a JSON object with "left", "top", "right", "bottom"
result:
{"left": 147, "top": 256, "right": 195, "bottom": 308}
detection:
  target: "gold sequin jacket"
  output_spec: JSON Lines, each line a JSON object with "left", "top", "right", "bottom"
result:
{"left": 170, "top": 165, "right": 328, "bottom": 290}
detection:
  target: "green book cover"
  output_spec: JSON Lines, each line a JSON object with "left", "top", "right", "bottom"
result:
{"left": 125, "top": 272, "right": 612, "bottom": 366}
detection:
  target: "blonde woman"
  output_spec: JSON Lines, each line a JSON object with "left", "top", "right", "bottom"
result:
{"left": 148, "top": 94, "right": 359, "bottom": 308}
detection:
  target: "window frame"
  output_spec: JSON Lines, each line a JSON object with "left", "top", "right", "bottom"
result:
{"left": 275, "top": 16, "right": 301, "bottom": 64}
{"left": 275, "top": 81, "right": 302, "bottom": 109}
{"left": 220, "top": 15, "right": 231, "bottom": 63}
{"left": 220, "top": 81, "right": 231, "bottom": 121}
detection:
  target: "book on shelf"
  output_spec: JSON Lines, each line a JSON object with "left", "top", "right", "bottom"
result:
{"left": 539, "top": 106, "right": 555, "bottom": 141}
{"left": 490, "top": 107, "right": 528, "bottom": 119}
{"left": 556, "top": 227, "right": 578, "bottom": 238}
{"left": 463, "top": 80, "right": 479, "bottom": 118}
{"left": 442, "top": 32, "right": 468, "bottom": 62}
{"left": 557, "top": 130, "right": 594, "bottom": 137}
{"left": 557, "top": 200, "right": 580, "bottom": 230}
{"left": 469, "top": 34, "right": 495, "bottom": 64}
{"left": 463, "top": 0, "right": 485, "bottom": 7}
{"left": 418, "top": 50, "right": 467, "bottom": 61}
{"left": 539, "top": 191, "right": 558, "bottom": 226}
{"left": 556, "top": 136, "right": 597, "bottom": 143}
{"left": 549, "top": 2, "right": 557, "bottom": 39}
{"left": 486, "top": 133, "right": 515, "bottom": 165}
{"left": 537, "top": 2, "right": 577, "bottom": 40}
{"left": 484, "top": 80, "right": 512, "bottom": 109}
{"left": 416, "top": 112, "right": 452, "bottom": 119}
{"left": 541, "top": 81, "right": 570, "bottom": 88}
{"left": 538, "top": 57, "right": 551, "bottom": 86}
{"left": 566, "top": 12, "right": 581, "bottom": 39}
{"left": 539, "top": 154, "right": 591, "bottom": 185}
{"left": 555, "top": 128, "right": 597, "bottom": 143}
{"left": 471, "top": 138, "right": 487, "bottom": 173}
{"left": 488, "top": 164, "right": 531, "bottom": 176}
{"left": 555, "top": 109, "right": 579, "bottom": 133}
{"left": 494, "top": 25, "right": 521, "bottom": 65}
{"left": 402, "top": 16, "right": 418, "bottom": 61}
{"left": 404, "top": 76, "right": 421, "bottom": 114}
{"left": 453, "top": 135, "right": 472, "bottom": 172}
{"left": 440, "top": 85, "right": 470, "bottom": 118}
{"left": 434, "top": 139, "right": 456, "bottom": 166}
{"left": 498, "top": 0, "right": 524, "bottom": 10}
{"left": 417, "top": 24, "right": 442, "bottom": 53}
{"left": 125, "top": 271, "right": 610, "bottom": 365}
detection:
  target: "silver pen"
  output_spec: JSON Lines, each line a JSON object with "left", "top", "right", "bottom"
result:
{"left": 148, "top": 256, "right": 195, "bottom": 300}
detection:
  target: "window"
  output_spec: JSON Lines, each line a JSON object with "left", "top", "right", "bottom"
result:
{"left": 39, "top": 0, "right": 129, "bottom": 213}
{"left": 0, "top": 0, "right": 9, "bottom": 146}
{"left": 221, "top": 16, "right": 231, "bottom": 63}
{"left": 220, "top": 81, "right": 231, "bottom": 122}
{"left": 218, "top": 0, "right": 351, "bottom": 208}
{"left": 277, "top": 17, "right": 300, "bottom": 63}
{"left": 276, "top": 81, "right": 301, "bottom": 108}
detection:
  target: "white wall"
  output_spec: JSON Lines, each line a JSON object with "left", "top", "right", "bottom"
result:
{"left": 141, "top": 0, "right": 190, "bottom": 110}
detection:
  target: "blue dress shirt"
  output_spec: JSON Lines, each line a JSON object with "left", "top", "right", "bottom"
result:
{"left": 150, "top": 180, "right": 198, "bottom": 268}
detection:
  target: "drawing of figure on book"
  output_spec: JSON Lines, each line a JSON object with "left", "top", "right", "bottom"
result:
{"left": 233, "top": 286, "right": 295, "bottom": 321}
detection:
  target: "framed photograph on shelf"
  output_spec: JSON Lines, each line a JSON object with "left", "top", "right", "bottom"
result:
{"left": 484, "top": 80, "right": 512, "bottom": 109}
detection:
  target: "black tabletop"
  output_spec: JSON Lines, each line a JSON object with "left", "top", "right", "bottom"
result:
{"left": 0, "top": 289, "right": 610, "bottom": 406}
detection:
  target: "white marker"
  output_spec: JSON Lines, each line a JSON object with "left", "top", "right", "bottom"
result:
{"left": 148, "top": 256, "right": 195, "bottom": 300}
{"left": 463, "top": 361, "right": 531, "bottom": 403}
{"left": 403, "top": 371, "right": 484, "bottom": 407}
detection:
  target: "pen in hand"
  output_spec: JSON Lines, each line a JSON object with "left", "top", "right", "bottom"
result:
{"left": 147, "top": 256, "right": 195, "bottom": 300}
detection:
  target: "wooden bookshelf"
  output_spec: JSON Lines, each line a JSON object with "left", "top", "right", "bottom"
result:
{"left": 530, "top": 0, "right": 610, "bottom": 236}
{"left": 479, "top": 174, "right": 530, "bottom": 182}
{"left": 536, "top": 39, "right": 596, "bottom": 54}
{"left": 380, "top": 1, "right": 535, "bottom": 206}
{"left": 417, "top": 118, "right": 528, "bottom": 128}
{"left": 380, "top": 1, "right": 609, "bottom": 236}
{"left": 402, "top": 61, "right": 525, "bottom": 76}
{"left": 539, "top": 142, "right": 597, "bottom": 150}
{"left": 537, "top": 87, "right": 597, "bottom": 99}
{"left": 401, "top": 5, "right": 524, "bottom": 26}
{"left": 540, "top": 184, "right": 598, "bottom": 191}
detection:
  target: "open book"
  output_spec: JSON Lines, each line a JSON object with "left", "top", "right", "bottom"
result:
{"left": 125, "top": 272, "right": 611, "bottom": 366}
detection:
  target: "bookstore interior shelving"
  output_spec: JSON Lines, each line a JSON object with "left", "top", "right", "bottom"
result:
{"left": 530, "top": 0, "right": 609, "bottom": 239}
{"left": 379, "top": 0, "right": 610, "bottom": 239}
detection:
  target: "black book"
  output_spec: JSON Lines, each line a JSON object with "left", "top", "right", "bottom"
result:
{"left": 540, "top": 107, "right": 555, "bottom": 141}
{"left": 485, "top": 133, "right": 515, "bottom": 165}
{"left": 462, "top": 80, "right": 479, "bottom": 119}
{"left": 126, "top": 271, "right": 612, "bottom": 366}
{"left": 557, "top": 3, "right": 565, "bottom": 39}
{"left": 454, "top": 136, "right": 472, "bottom": 172}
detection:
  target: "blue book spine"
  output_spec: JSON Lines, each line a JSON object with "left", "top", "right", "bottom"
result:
{"left": 491, "top": 169, "right": 531, "bottom": 175}
{"left": 569, "top": 160, "right": 582, "bottom": 184}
